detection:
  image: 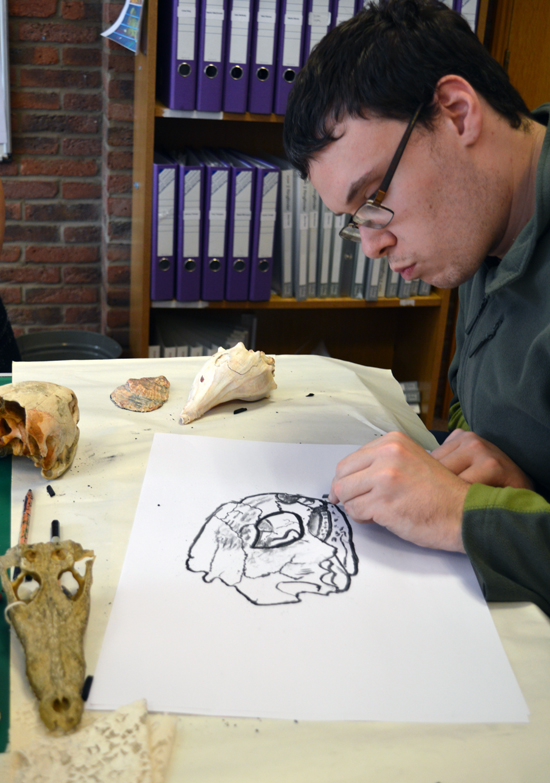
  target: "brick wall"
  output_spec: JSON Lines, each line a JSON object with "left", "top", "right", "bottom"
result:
{"left": 0, "top": 0, "right": 135, "bottom": 352}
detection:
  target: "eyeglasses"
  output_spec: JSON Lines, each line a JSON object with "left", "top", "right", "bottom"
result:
{"left": 339, "top": 104, "right": 424, "bottom": 243}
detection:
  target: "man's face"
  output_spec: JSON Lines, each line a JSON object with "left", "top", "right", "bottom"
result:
{"left": 309, "top": 112, "right": 506, "bottom": 288}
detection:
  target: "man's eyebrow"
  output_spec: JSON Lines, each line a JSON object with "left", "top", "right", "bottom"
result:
{"left": 345, "top": 171, "right": 373, "bottom": 207}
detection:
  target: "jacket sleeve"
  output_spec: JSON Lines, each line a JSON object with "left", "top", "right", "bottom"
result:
{"left": 462, "top": 483, "right": 550, "bottom": 617}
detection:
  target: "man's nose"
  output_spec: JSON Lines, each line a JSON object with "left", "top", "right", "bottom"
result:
{"left": 359, "top": 224, "right": 396, "bottom": 259}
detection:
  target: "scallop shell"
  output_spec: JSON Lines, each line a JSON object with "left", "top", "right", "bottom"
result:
{"left": 180, "top": 342, "right": 277, "bottom": 425}
{"left": 110, "top": 375, "right": 170, "bottom": 412}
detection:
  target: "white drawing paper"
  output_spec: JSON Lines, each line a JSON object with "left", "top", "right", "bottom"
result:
{"left": 88, "top": 434, "right": 529, "bottom": 723}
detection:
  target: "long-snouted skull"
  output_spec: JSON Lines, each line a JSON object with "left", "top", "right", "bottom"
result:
{"left": 0, "top": 381, "right": 80, "bottom": 479}
{"left": 180, "top": 342, "right": 277, "bottom": 425}
{"left": 0, "top": 541, "right": 94, "bottom": 733}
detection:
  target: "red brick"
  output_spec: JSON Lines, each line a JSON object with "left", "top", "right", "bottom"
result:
{"left": 0, "top": 247, "right": 22, "bottom": 263}
{"left": 107, "top": 264, "right": 130, "bottom": 284}
{"left": 60, "top": 0, "right": 85, "bottom": 19}
{"left": 106, "top": 308, "right": 129, "bottom": 328}
{"left": 8, "top": 0, "right": 57, "bottom": 17}
{"left": 62, "top": 46, "right": 101, "bottom": 66}
{"left": 106, "top": 287, "right": 129, "bottom": 306}
{"left": 106, "top": 174, "right": 132, "bottom": 194}
{"left": 0, "top": 266, "right": 60, "bottom": 283}
{"left": 62, "top": 138, "right": 102, "bottom": 156}
{"left": 108, "top": 219, "right": 131, "bottom": 240}
{"left": 20, "top": 69, "right": 101, "bottom": 91}
{"left": 107, "top": 102, "right": 133, "bottom": 123}
{"left": 3, "top": 224, "right": 59, "bottom": 242}
{"left": 63, "top": 0, "right": 101, "bottom": 20}
{"left": 3, "top": 180, "right": 58, "bottom": 198}
{"left": 106, "top": 127, "right": 133, "bottom": 147}
{"left": 26, "top": 245, "right": 98, "bottom": 263}
{"left": 107, "top": 197, "right": 131, "bottom": 217}
{"left": 62, "top": 265, "right": 101, "bottom": 284}
{"left": 107, "top": 78, "right": 133, "bottom": 101}
{"left": 21, "top": 159, "right": 98, "bottom": 176}
{"left": 9, "top": 46, "right": 59, "bottom": 65}
{"left": 63, "top": 225, "right": 101, "bottom": 243}
{"left": 20, "top": 113, "right": 100, "bottom": 135}
{"left": 11, "top": 90, "right": 60, "bottom": 109}
{"left": 18, "top": 22, "right": 99, "bottom": 43}
{"left": 63, "top": 92, "right": 102, "bottom": 111}
{"left": 0, "top": 161, "right": 19, "bottom": 176}
{"left": 104, "top": 2, "right": 124, "bottom": 23}
{"left": 106, "top": 151, "right": 132, "bottom": 170}
{"left": 65, "top": 305, "right": 101, "bottom": 324}
{"left": 12, "top": 136, "right": 59, "bottom": 155}
{"left": 25, "top": 286, "right": 98, "bottom": 304}
{"left": 0, "top": 287, "right": 22, "bottom": 304}
{"left": 25, "top": 202, "right": 99, "bottom": 221}
{"left": 105, "top": 52, "right": 134, "bottom": 74}
{"left": 106, "top": 244, "right": 130, "bottom": 262}
{"left": 5, "top": 203, "right": 22, "bottom": 220}
{"left": 62, "top": 182, "right": 101, "bottom": 199}
{"left": 7, "top": 306, "right": 63, "bottom": 325}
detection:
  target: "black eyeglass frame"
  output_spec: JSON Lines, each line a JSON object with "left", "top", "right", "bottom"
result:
{"left": 339, "top": 103, "right": 424, "bottom": 242}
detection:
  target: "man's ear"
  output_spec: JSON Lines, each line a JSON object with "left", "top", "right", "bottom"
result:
{"left": 433, "top": 75, "right": 482, "bottom": 146}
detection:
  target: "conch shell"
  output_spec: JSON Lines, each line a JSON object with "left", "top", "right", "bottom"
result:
{"left": 0, "top": 540, "right": 94, "bottom": 733}
{"left": 180, "top": 342, "right": 277, "bottom": 425}
{"left": 0, "top": 381, "right": 80, "bottom": 479}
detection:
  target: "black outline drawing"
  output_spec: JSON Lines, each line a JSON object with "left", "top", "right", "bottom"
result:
{"left": 186, "top": 493, "right": 359, "bottom": 605}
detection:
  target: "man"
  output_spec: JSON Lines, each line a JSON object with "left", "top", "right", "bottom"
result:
{"left": 283, "top": 0, "right": 550, "bottom": 615}
{"left": 0, "top": 178, "right": 21, "bottom": 372}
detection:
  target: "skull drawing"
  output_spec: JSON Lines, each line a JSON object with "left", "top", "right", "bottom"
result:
{"left": 187, "top": 493, "right": 359, "bottom": 605}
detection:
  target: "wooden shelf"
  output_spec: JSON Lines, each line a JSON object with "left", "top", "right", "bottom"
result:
{"left": 154, "top": 100, "right": 284, "bottom": 123}
{"left": 151, "top": 293, "right": 443, "bottom": 310}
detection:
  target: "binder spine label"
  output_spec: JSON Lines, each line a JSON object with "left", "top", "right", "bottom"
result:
{"left": 283, "top": 2, "right": 304, "bottom": 66}
{"left": 205, "top": 0, "right": 225, "bottom": 61}
{"left": 182, "top": 170, "right": 201, "bottom": 257}
{"left": 233, "top": 170, "right": 253, "bottom": 256}
{"left": 335, "top": 0, "right": 355, "bottom": 26}
{"left": 208, "top": 170, "right": 228, "bottom": 256}
{"left": 256, "top": 0, "right": 278, "bottom": 64}
{"left": 177, "top": 2, "right": 197, "bottom": 60}
{"left": 229, "top": 0, "right": 252, "bottom": 62}
{"left": 157, "top": 168, "right": 176, "bottom": 255}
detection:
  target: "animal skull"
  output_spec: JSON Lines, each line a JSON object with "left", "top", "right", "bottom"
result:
{"left": 0, "top": 381, "right": 80, "bottom": 479}
{"left": 0, "top": 540, "right": 94, "bottom": 733}
{"left": 180, "top": 342, "right": 277, "bottom": 424}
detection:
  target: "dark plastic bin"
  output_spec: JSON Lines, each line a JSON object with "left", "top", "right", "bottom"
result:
{"left": 16, "top": 330, "right": 122, "bottom": 361}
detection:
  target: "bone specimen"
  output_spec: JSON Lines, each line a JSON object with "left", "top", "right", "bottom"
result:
{"left": 180, "top": 342, "right": 277, "bottom": 424}
{"left": 110, "top": 375, "right": 170, "bottom": 412}
{"left": 0, "top": 540, "right": 94, "bottom": 733}
{"left": 0, "top": 381, "right": 80, "bottom": 479}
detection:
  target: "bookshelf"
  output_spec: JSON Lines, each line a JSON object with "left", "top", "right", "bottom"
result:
{"left": 129, "top": 0, "right": 451, "bottom": 427}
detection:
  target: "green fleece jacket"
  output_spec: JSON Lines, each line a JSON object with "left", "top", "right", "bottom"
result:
{"left": 448, "top": 105, "right": 550, "bottom": 617}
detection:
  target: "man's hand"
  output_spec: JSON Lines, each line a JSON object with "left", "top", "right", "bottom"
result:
{"left": 328, "top": 432, "right": 469, "bottom": 552}
{"left": 431, "top": 428, "right": 534, "bottom": 490}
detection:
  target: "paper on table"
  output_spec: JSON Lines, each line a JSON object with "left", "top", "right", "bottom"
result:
{"left": 89, "top": 433, "right": 529, "bottom": 723}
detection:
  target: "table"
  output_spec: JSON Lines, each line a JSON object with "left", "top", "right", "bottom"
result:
{"left": 1, "top": 355, "right": 549, "bottom": 783}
